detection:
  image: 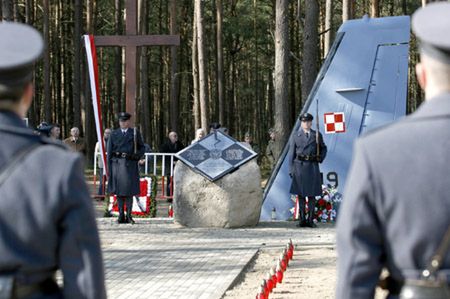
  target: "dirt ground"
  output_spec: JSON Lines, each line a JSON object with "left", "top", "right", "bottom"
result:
{"left": 222, "top": 245, "right": 336, "bottom": 299}
{"left": 222, "top": 243, "right": 388, "bottom": 299}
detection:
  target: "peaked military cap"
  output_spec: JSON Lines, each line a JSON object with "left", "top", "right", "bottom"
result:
{"left": 300, "top": 113, "right": 313, "bottom": 121}
{"left": 118, "top": 112, "right": 131, "bottom": 121}
{"left": 0, "top": 22, "right": 44, "bottom": 100}
{"left": 412, "top": 2, "right": 450, "bottom": 64}
{"left": 244, "top": 132, "right": 252, "bottom": 138}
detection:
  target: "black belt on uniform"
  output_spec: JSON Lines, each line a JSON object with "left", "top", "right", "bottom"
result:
{"left": 15, "top": 277, "right": 60, "bottom": 298}
{"left": 297, "top": 154, "right": 317, "bottom": 162}
{"left": 379, "top": 276, "right": 450, "bottom": 295}
{"left": 114, "top": 152, "right": 130, "bottom": 158}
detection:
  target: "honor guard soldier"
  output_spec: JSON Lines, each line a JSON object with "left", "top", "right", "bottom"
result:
{"left": 289, "top": 113, "right": 327, "bottom": 228}
{"left": 0, "top": 22, "right": 105, "bottom": 298}
{"left": 337, "top": 3, "right": 450, "bottom": 299}
{"left": 107, "top": 112, "right": 145, "bottom": 224}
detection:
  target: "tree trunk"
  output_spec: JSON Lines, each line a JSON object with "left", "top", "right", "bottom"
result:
{"left": 402, "top": 0, "right": 407, "bottom": 14}
{"left": 342, "top": 0, "right": 353, "bottom": 22}
{"left": 216, "top": 0, "right": 225, "bottom": 125}
{"left": 195, "top": 0, "right": 209, "bottom": 133}
{"left": 169, "top": 0, "right": 179, "bottom": 132}
{"left": 139, "top": 0, "right": 151, "bottom": 144}
{"left": 324, "top": 0, "right": 333, "bottom": 57}
{"left": 422, "top": 0, "right": 427, "bottom": 7}
{"left": 1, "top": 0, "right": 13, "bottom": 21}
{"left": 302, "top": 0, "right": 319, "bottom": 103}
{"left": 25, "top": 0, "right": 35, "bottom": 127}
{"left": 192, "top": 7, "right": 200, "bottom": 131}
{"left": 73, "top": 0, "right": 82, "bottom": 129}
{"left": 43, "top": 0, "right": 51, "bottom": 122}
{"left": 274, "top": 0, "right": 290, "bottom": 157}
{"left": 114, "top": 0, "right": 122, "bottom": 116}
{"left": 371, "top": 0, "right": 379, "bottom": 18}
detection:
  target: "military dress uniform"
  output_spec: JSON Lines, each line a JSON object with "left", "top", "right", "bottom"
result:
{"left": 107, "top": 112, "right": 145, "bottom": 224}
{"left": 336, "top": 4, "right": 450, "bottom": 298}
{"left": 0, "top": 22, "right": 105, "bottom": 299}
{"left": 289, "top": 113, "right": 327, "bottom": 227}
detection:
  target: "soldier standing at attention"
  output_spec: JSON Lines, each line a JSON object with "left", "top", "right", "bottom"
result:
{"left": 107, "top": 112, "right": 145, "bottom": 224}
{"left": 289, "top": 113, "right": 327, "bottom": 228}
{"left": 336, "top": 3, "right": 450, "bottom": 298}
{"left": 0, "top": 22, "right": 105, "bottom": 298}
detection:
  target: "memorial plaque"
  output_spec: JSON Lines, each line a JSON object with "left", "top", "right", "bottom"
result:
{"left": 176, "top": 131, "right": 257, "bottom": 181}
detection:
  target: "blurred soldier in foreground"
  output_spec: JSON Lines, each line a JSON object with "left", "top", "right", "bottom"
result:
{"left": 0, "top": 22, "right": 105, "bottom": 298}
{"left": 289, "top": 113, "right": 327, "bottom": 228}
{"left": 336, "top": 3, "right": 450, "bottom": 298}
{"left": 107, "top": 112, "right": 145, "bottom": 224}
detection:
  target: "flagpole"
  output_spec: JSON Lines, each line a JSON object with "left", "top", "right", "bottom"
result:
{"left": 316, "top": 98, "right": 320, "bottom": 159}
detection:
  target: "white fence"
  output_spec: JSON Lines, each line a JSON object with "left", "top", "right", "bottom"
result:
{"left": 93, "top": 152, "right": 177, "bottom": 199}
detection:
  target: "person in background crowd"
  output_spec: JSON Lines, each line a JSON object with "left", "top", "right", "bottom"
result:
{"left": 36, "top": 121, "right": 53, "bottom": 137}
{"left": 219, "top": 127, "right": 229, "bottom": 135}
{"left": 209, "top": 122, "right": 221, "bottom": 133}
{"left": 63, "top": 127, "right": 85, "bottom": 154}
{"left": 265, "top": 128, "right": 279, "bottom": 169}
{"left": 191, "top": 128, "right": 205, "bottom": 144}
{"left": 242, "top": 132, "right": 261, "bottom": 164}
{"left": 94, "top": 128, "right": 111, "bottom": 196}
{"left": 49, "top": 123, "right": 61, "bottom": 139}
{"left": 160, "top": 131, "right": 184, "bottom": 200}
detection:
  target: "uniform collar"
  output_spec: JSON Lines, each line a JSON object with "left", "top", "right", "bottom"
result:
{"left": 298, "top": 128, "right": 314, "bottom": 136}
{"left": 410, "top": 92, "right": 450, "bottom": 120}
{"left": 0, "top": 110, "right": 28, "bottom": 128}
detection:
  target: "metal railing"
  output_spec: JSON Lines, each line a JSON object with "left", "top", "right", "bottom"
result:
{"left": 92, "top": 153, "right": 177, "bottom": 201}
{"left": 143, "top": 153, "right": 176, "bottom": 200}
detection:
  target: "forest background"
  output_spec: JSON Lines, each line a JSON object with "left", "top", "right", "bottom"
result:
{"left": 0, "top": 0, "right": 429, "bottom": 164}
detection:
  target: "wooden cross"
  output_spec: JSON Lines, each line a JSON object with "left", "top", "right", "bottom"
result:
{"left": 94, "top": 0, "right": 180, "bottom": 123}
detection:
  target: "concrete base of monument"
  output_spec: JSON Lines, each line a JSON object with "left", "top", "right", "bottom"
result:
{"left": 173, "top": 160, "right": 263, "bottom": 228}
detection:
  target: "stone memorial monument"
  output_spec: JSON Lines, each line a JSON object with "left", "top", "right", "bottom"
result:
{"left": 174, "top": 131, "right": 262, "bottom": 228}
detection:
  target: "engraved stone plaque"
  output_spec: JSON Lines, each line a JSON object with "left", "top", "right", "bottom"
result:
{"left": 176, "top": 131, "right": 257, "bottom": 181}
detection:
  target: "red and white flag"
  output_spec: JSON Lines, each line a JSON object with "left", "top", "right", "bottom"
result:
{"left": 84, "top": 35, "right": 108, "bottom": 176}
{"left": 324, "top": 112, "right": 346, "bottom": 134}
{"left": 293, "top": 196, "right": 300, "bottom": 220}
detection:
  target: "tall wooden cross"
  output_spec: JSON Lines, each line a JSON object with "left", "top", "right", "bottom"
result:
{"left": 94, "top": 0, "right": 180, "bottom": 124}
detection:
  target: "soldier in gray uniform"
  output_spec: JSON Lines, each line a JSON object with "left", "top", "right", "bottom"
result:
{"left": 289, "top": 113, "right": 327, "bottom": 228}
{"left": 107, "top": 112, "right": 145, "bottom": 224}
{"left": 336, "top": 3, "right": 450, "bottom": 298}
{"left": 0, "top": 22, "right": 105, "bottom": 298}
